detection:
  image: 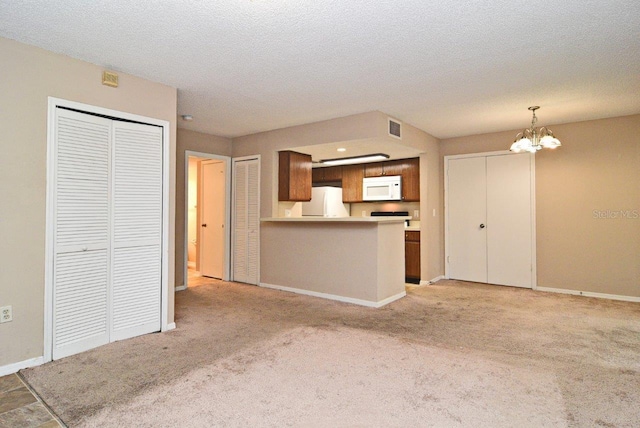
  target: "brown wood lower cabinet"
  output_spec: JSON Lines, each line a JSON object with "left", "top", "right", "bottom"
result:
{"left": 405, "top": 230, "right": 420, "bottom": 283}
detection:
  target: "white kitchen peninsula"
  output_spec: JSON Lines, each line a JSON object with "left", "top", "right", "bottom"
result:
{"left": 260, "top": 216, "right": 408, "bottom": 307}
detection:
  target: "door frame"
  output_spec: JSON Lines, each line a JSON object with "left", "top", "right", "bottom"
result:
{"left": 444, "top": 150, "right": 537, "bottom": 289}
{"left": 44, "top": 97, "right": 172, "bottom": 363}
{"left": 183, "top": 151, "right": 232, "bottom": 286}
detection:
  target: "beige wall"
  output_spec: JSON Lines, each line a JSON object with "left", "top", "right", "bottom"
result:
{"left": 440, "top": 114, "right": 640, "bottom": 297}
{"left": 420, "top": 140, "right": 443, "bottom": 282}
{"left": 0, "top": 37, "right": 178, "bottom": 368}
{"left": 175, "top": 128, "right": 232, "bottom": 287}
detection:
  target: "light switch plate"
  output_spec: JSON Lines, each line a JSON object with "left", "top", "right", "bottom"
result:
{"left": 414, "top": 210, "right": 419, "bottom": 219}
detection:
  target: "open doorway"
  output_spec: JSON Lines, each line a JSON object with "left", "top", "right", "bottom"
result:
{"left": 184, "top": 151, "right": 231, "bottom": 288}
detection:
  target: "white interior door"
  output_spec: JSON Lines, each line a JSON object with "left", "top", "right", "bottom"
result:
{"left": 52, "top": 108, "right": 163, "bottom": 359}
{"left": 200, "top": 160, "right": 225, "bottom": 279}
{"left": 486, "top": 154, "right": 532, "bottom": 287}
{"left": 447, "top": 156, "right": 488, "bottom": 283}
{"left": 446, "top": 152, "right": 534, "bottom": 288}
{"left": 232, "top": 157, "right": 260, "bottom": 285}
{"left": 52, "top": 109, "right": 111, "bottom": 359}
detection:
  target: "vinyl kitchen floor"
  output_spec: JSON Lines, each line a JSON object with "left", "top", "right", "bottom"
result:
{"left": 0, "top": 374, "right": 62, "bottom": 428}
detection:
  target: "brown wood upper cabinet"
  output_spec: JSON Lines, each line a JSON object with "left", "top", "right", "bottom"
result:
{"left": 364, "top": 159, "right": 404, "bottom": 177}
{"left": 278, "top": 150, "right": 312, "bottom": 201}
{"left": 401, "top": 158, "right": 420, "bottom": 202}
{"left": 365, "top": 158, "right": 420, "bottom": 202}
{"left": 312, "top": 165, "right": 343, "bottom": 183}
{"left": 341, "top": 164, "right": 364, "bottom": 203}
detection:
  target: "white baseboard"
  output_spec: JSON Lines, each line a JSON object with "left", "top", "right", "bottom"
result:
{"left": 164, "top": 322, "right": 176, "bottom": 331}
{"left": 420, "top": 275, "right": 444, "bottom": 286}
{"left": 536, "top": 287, "right": 640, "bottom": 303}
{"left": 260, "top": 282, "right": 406, "bottom": 308}
{"left": 175, "top": 284, "right": 187, "bottom": 292}
{"left": 0, "top": 356, "right": 45, "bottom": 376}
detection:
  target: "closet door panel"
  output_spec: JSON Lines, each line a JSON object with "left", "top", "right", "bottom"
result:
{"left": 246, "top": 160, "right": 260, "bottom": 284}
{"left": 447, "top": 156, "right": 488, "bottom": 283}
{"left": 53, "top": 250, "right": 109, "bottom": 359}
{"left": 53, "top": 109, "right": 111, "bottom": 359}
{"left": 111, "top": 122, "right": 163, "bottom": 340}
{"left": 487, "top": 153, "right": 532, "bottom": 287}
{"left": 233, "top": 161, "right": 248, "bottom": 283}
{"left": 232, "top": 158, "right": 260, "bottom": 285}
{"left": 111, "top": 245, "right": 161, "bottom": 340}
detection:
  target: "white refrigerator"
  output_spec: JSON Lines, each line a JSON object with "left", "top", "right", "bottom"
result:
{"left": 302, "top": 187, "right": 350, "bottom": 217}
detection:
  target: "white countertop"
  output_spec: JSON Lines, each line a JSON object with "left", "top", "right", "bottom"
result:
{"left": 261, "top": 216, "right": 410, "bottom": 223}
{"left": 405, "top": 226, "right": 420, "bottom": 231}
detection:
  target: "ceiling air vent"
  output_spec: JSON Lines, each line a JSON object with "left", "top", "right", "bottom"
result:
{"left": 388, "top": 118, "right": 402, "bottom": 139}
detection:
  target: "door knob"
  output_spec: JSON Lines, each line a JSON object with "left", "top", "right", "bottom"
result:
{"left": 202, "top": 224, "right": 207, "bottom": 227}
{"left": 479, "top": 224, "right": 485, "bottom": 229}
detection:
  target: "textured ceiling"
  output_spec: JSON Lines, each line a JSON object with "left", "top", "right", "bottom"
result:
{"left": 1, "top": 1, "right": 639, "bottom": 139}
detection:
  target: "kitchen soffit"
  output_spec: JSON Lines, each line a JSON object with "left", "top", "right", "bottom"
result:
{"left": 288, "top": 139, "right": 423, "bottom": 166}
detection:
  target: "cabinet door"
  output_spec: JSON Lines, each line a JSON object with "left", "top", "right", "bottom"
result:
{"left": 342, "top": 164, "right": 364, "bottom": 202}
{"left": 383, "top": 160, "right": 405, "bottom": 176}
{"left": 364, "top": 162, "right": 384, "bottom": 177}
{"left": 323, "top": 166, "right": 343, "bottom": 181}
{"left": 312, "top": 166, "right": 343, "bottom": 183}
{"left": 401, "top": 158, "right": 420, "bottom": 201}
{"left": 405, "top": 241, "right": 421, "bottom": 279}
{"left": 312, "top": 168, "right": 324, "bottom": 183}
{"left": 278, "top": 151, "right": 311, "bottom": 201}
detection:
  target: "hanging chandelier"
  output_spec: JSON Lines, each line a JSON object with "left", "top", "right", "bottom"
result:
{"left": 510, "top": 106, "right": 561, "bottom": 153}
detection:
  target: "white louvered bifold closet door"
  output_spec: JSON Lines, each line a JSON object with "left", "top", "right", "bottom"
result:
{"left": 111, "top": 121, "right": 162, "bottom": 341}
{"left": 52, "top": 109, "right": 162, "bottom": 359}
{"left": 53, "top": 109, "right": 112, "bottom": 359}
{"left": 232, "top": 158, "right": 259, "bottom": 284}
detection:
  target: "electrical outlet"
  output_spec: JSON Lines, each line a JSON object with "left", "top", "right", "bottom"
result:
{"left": 362, "top": 210, "right": 366, "bottom": 217}
{"left": 414, "top": 210, "right": 419, "bottom": 219}
{"left": 0, "top": 306, "right": 12, "bottom": 323}
{"left": 433, "top": 209, "right": 436, "bottom": 217}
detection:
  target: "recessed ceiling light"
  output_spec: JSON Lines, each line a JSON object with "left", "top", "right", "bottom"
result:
{"left": 337, "top": 147, "right": 346, "bottom": 152}
{"left": 181, "top": 114, "right": 193, "bottom": 121}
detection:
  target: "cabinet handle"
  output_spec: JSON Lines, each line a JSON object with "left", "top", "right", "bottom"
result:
{"left": 202, "top": 224, "right": 207, "bottom": 227}
{"left": 479, "top": 224, "right": 485, "bottom": 229}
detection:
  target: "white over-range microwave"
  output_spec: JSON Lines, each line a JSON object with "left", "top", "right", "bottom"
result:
{"left": 362, "top": 175, "right": 402, "bottom": 201}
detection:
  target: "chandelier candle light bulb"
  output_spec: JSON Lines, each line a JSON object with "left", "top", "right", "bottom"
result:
{"left": 510, "top": 106, "right": 561, "bottom": 153}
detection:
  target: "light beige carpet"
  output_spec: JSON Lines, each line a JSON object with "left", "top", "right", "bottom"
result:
{"left": 85, "top": 326, "right": 566, "bottom": 427}
{"left": 21, "top": 280, "right": 640, "bottom": 427}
